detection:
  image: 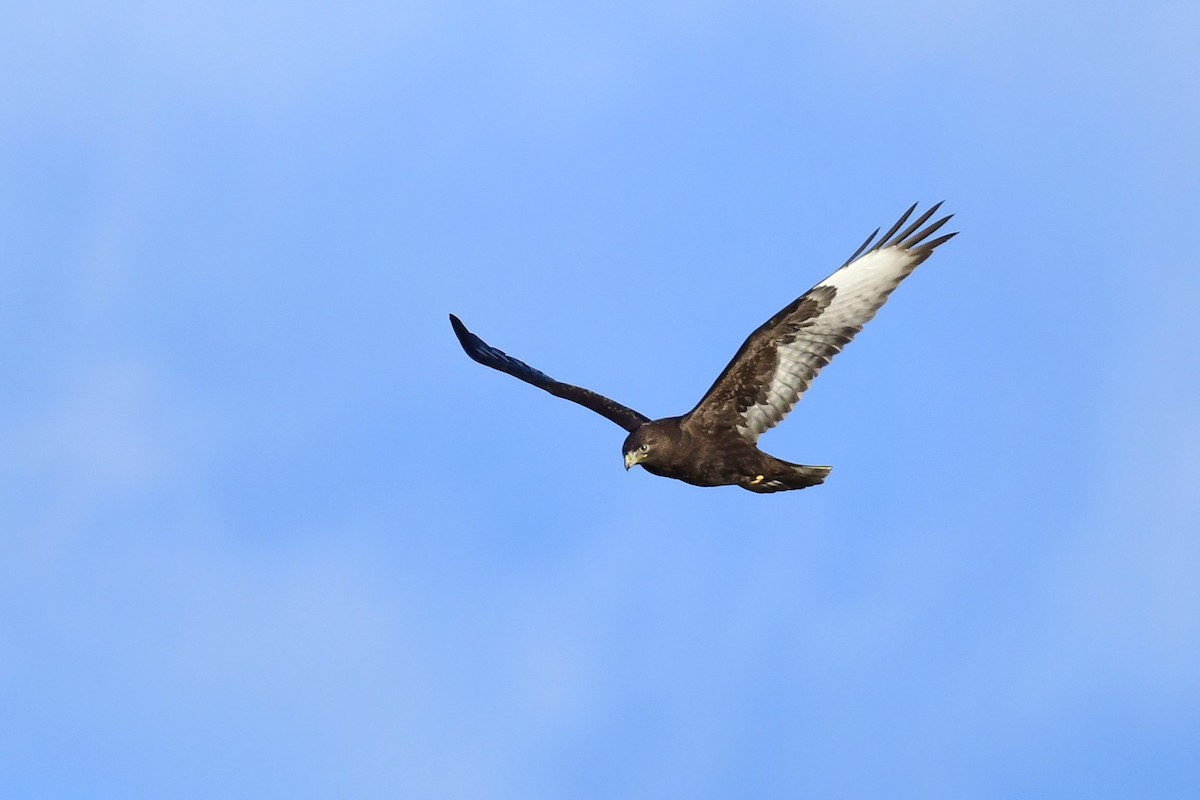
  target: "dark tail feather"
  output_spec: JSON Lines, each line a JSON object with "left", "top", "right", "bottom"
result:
{"left": 742, "top": 463, "right": 832, "bottom": 494}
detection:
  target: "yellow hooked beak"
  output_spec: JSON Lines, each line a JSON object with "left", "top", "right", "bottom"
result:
{"left": 624, "top": 450, "right": 645, "bottom": 470}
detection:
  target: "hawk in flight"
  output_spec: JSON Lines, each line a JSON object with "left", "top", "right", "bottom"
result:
{"left": 450, "top": 203, "right": 955, "bottom": 493}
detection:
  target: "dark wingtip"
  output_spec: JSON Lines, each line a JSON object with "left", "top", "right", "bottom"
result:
{"left": 448, "top": 313, "right": 473, "bottom": 350}
{"left": 925, "top": 231, "right": 959, "bottom": 249}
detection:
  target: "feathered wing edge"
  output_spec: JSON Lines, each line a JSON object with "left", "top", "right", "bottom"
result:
{"left": 449, "top": 314, "right": 650, "bottom": 433}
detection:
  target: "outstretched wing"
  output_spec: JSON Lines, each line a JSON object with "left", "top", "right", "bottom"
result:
{"left": 450, "top": 314, "right": 650, "bottom": 433}
{"left": 684, "top": 203, "right": 956, "bottom": 444}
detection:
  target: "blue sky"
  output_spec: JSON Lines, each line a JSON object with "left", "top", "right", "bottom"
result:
{"left": 2, "top": 1, "right": 1198, "bottom": 797}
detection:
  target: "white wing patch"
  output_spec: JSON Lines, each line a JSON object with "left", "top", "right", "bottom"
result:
{"left": 735, "top": 243, "right": 932, "bottom": 443}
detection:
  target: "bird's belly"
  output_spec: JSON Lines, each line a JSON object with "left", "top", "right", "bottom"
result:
{"left": 643, "top": 458, "right": 747, "bottom": 488}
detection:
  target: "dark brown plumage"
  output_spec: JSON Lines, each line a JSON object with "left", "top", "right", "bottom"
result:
{"left": 450, "top": 203, "right": 956, "bottom": 492}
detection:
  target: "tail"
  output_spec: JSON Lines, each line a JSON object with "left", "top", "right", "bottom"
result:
{"left": 741, "top": 462, "right": 832, "bottom": 494}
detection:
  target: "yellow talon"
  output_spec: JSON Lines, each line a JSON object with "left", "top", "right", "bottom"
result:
{"left": 750, "top": 474, "right": 764, "bottom": 485}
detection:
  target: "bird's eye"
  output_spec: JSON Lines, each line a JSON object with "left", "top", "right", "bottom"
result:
{"left": 639, "top": 443, "right": 650, "bottom": 453}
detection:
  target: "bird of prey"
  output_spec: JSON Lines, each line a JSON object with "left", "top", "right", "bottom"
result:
{"left": 450, "top": 203, "right": 955, "bottom": 493}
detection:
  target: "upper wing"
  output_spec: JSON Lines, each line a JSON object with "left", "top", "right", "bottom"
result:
{"left": 684, "top": 203, "right": 956, "bottom": 444}
{"left": 449, "top": 314, "right": 650, "bottom": 433}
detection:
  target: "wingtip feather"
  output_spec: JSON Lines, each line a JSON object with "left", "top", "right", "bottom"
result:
{"left": 844, "top": 226, "right": 881, "bottom": 266}
{"left": 449, "top": 313, "right": 471, "bottom": 344}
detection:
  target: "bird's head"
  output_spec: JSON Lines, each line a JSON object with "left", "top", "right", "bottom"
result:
{"left": 622, "top": 423, "right": 668, "bottom": 471}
